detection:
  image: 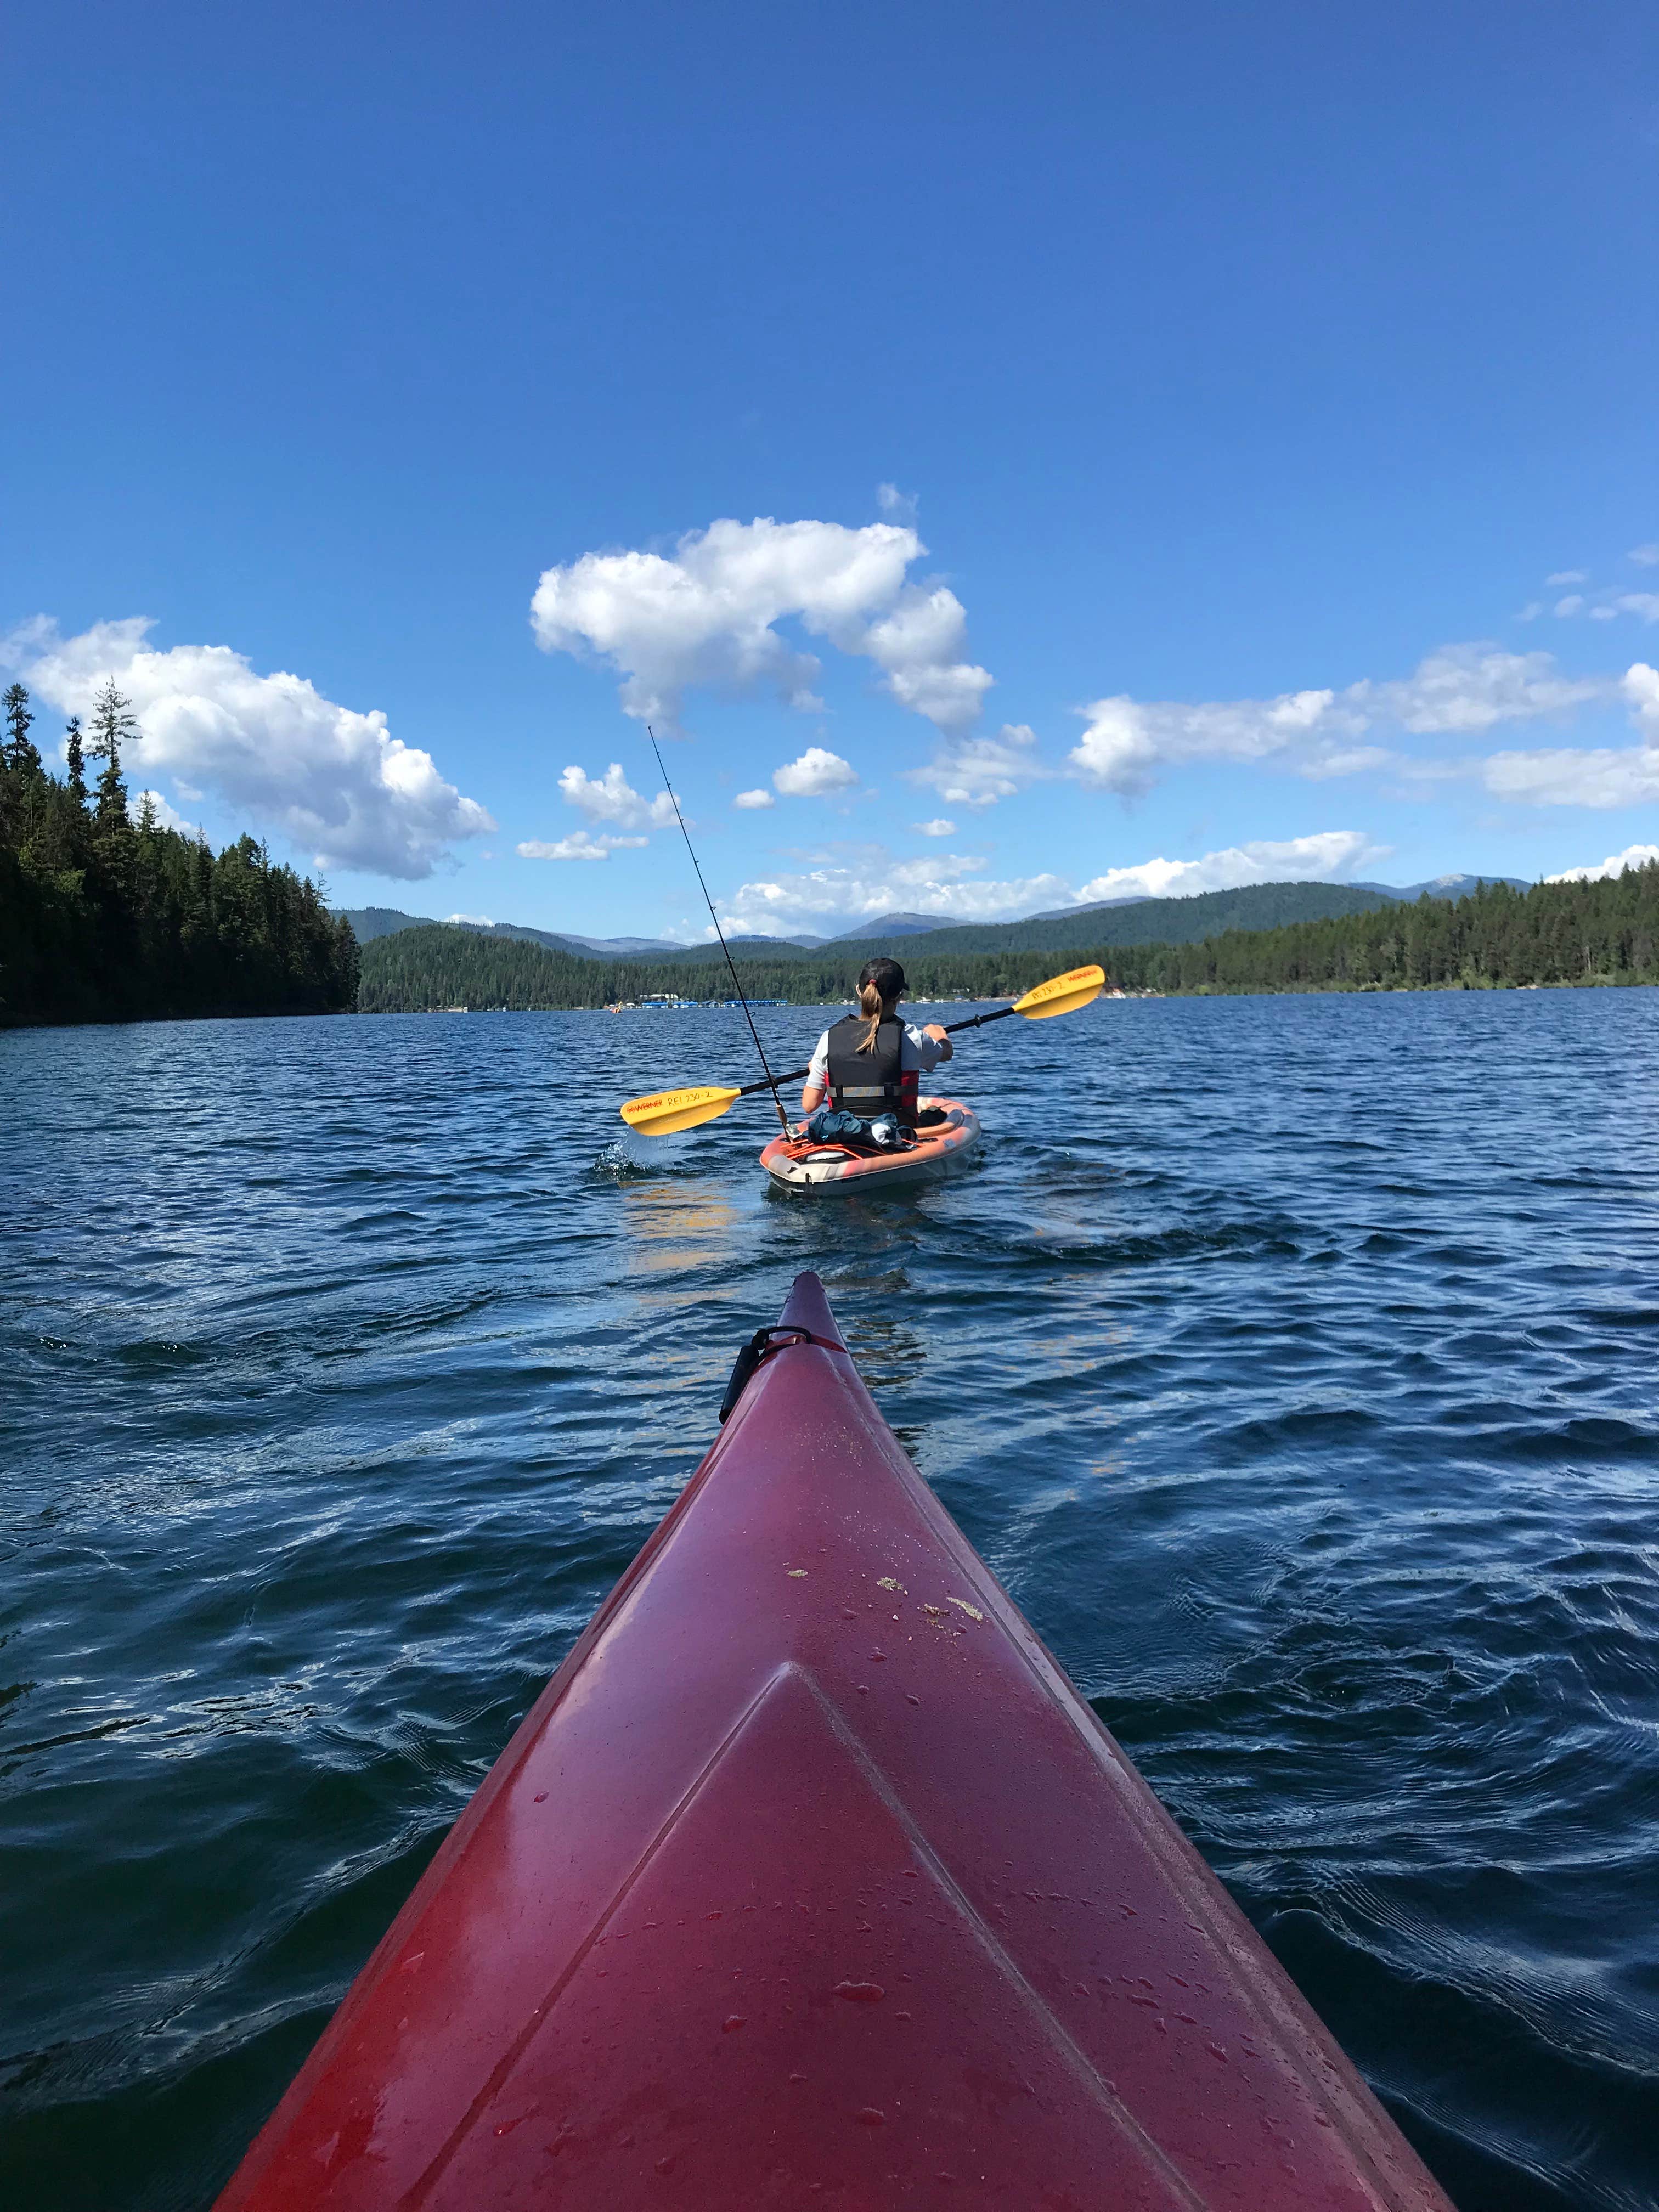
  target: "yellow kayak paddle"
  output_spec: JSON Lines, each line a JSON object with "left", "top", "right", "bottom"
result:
{"left": 619, "top": 964, "right": 1107, "bottom": 1136}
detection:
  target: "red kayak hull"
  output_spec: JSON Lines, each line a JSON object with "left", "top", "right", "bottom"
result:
{"left": 215, "top": 1273, "right": 1452, "bottom": 2211}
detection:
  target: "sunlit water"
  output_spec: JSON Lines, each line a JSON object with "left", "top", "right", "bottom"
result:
{"left": 4, "top": 993, "right": 1658, "bottom": 2210}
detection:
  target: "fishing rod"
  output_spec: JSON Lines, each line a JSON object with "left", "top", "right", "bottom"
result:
{"left": 646, "top": 726, "right": 789, "bottom": 1132}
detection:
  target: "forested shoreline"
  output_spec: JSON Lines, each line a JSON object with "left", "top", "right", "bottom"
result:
{"left": 358, "top": 866, "right": 1659, "bottom": 1012}
{"left": 7, "top": 677, "right": 1654, "bottom": 1030}
{"left": 0, "top": 682, "right": 359, "bottom": 1028}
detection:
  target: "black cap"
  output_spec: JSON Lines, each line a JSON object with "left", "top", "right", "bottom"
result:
{"left": 857, "top": 956, "right": 906, "bottom": 999}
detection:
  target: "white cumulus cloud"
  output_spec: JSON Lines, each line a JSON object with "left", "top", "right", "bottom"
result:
{"left": 1546, "top": 570, "right": 1588, "bottom": 587}
{"left": 10, "top": 618, "right": 493, "bottom": 879}
{"left": 1630, "top": 544, "right": 1659, "bottom": 567}
{"left": 557, "top": 761, "right": 678, "bottom": 828}
{"left": 1545, "top": 843, "right": 1659, "bottom": 883}
{"left": 529, "top": 514, "right": 992, "bottom": 734}
{"left": 733, "top": 787, "right": 775, "bottom": 809}
{"left": 772, "top": 746, "right": 859, "bottom": 797}
{"left": 517, "top": 831, "right": 650, "bottom": 861}
{"left": 913, "top": 818, "right": 956, "bottom": 837}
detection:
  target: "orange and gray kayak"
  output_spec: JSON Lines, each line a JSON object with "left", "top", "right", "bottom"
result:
{"left": 214, "top": 1272, "right": 1452, "bottom": 2212}
{"left": 759, "top": 1097, "right": 981, "bottom": 1194}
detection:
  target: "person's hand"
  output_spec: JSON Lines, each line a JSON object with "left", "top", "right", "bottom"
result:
{"left": 923, "top": 1023, "right": 947, "bottom": 1042}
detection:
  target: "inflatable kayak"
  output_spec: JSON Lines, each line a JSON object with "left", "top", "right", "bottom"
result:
{"left": 215, "top": 1274, "right": 1452, "bottom": 2212}
{"left": 759, "top": 1098, "right": 981, "bottom": 1194}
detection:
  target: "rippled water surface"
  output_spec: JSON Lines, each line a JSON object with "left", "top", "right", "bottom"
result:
{"left": 4, "top": 993, "right": 1659, "bottom": 2209}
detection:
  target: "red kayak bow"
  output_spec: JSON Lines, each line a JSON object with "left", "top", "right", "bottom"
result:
{"left": 215, "top": 1273, "right": 1452, "bottom": 2211}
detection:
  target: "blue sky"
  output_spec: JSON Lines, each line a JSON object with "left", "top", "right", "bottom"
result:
{"left": 5, "top": 1, "right": 1658, "bottom": 937}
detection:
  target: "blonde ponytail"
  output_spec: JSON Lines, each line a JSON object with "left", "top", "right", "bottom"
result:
{"left": 856, "top": 979, "right": 890, "bottom": 1053}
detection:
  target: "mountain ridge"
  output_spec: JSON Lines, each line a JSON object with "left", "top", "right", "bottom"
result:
{"left": 336, "top": 873, "right": 1539, "bottom": 968}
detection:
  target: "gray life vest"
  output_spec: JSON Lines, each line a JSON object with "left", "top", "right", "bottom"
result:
{"left": 826, "top": 1015, "right": 910, "bottom": 1115}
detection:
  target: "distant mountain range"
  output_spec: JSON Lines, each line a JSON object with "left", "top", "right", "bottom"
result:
{"left": 336, "top": 874, "right": 1536, "bottom": 968}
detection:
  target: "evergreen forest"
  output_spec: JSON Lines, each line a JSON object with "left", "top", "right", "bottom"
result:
{"left": 357, "top": 866, "right": 1659, "bottom": 1013}
{"left": 0, "top": 682, "right": 359, "bottom": 1027}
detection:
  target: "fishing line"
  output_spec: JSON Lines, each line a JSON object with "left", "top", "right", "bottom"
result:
{"left": 646, "top": 726, "right": 789, "bottom": 1131}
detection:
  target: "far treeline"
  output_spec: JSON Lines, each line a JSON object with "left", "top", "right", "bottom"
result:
{"left": 358, "top": 866, "right": 1659, "bottom": 1012}
{"left": 0, "top": 682, "right": 359, "bottom": 1026}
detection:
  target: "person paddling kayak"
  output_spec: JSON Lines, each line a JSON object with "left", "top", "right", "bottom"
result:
{"left": 799, "top": 956, "right": 953, "bottom": 1128}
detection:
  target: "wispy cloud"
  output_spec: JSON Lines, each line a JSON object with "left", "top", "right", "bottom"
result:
{"left": 518, "top": 830, "right": 650, "bottom": 861}
{"left": 1064, "top": 645, "right": 1611, "bottom": 799}
{"left": 907, "top": 723, "right": 1050, "bottom": 806}
{"left": 1479, "top": 662, "right": 1659, "bottom": 808}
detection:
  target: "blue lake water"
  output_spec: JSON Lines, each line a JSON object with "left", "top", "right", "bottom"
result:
{"left": 3, "top": 990, "right": 1658, "bottom": 2209}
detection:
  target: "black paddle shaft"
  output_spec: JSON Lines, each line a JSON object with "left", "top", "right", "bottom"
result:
{"left": 732, "top": 1004, "right": 1015, "bottom": 1102}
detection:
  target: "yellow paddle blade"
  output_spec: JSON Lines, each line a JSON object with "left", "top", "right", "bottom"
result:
{"left": 1012, "top": 963, "right": 1106, "bottom": 1019}
{"left": 620, "top": 1084, "right": 743, "bottom": 1136}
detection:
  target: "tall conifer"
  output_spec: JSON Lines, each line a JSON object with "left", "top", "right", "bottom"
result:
{"left": 65, "top": 716, "right": 88, "bottom": 806}
{"left": 88, "top": 679, "right": 140, "bottom": 829}
{"left": 4, "top": 682, "right": 42, "bottom": 777}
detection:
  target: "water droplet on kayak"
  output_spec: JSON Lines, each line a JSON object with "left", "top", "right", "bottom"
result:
{"left": 896, "top": 2010, "right": 912, "bottom": 2021}
{"left": 856, "top": 1684, "right": 869, "bottom": 1694}
{"left": 1207, "top": 2044, "right": 1228, "bottom": 2062}
{"left": 656, "top": 2154, "right": 675, "bottom": 2173}
{"left": 399, "top": 1951, "right": 425, "bottom": 1974}
{"left": 834, "top": 1980, "right": 884, "bottom": 2002}
{"left": 877, "top": 1577, "right": 905, "bottom": 1593}
{"left": 856, "top": 2107, "right": 885, "bottom": 2126}
{"left": 906, "top": 1695, "right": 920, "bottom": 1706}
{"left": 706, "top": 1911, "right": 723, "bottom": 1920}
{"left": 840, "top": 1608, "right": 857, "bottom": 1620}
{"left": 533, "top": 1791, "right": 548, "bottom": 1803}
{"left": 789, "top": 2073, "right": 806, "bottom": 2083}
{"left": 723, "top": 2015, "right": 745, "bottom": 2032}
{"left": 787, "top": 1569, "right": 809, "bottom": 1578}
{"left": 871, "top": 1651, "right": 886, "bottom": 1661}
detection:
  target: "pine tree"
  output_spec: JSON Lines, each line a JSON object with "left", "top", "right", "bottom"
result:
{"left": 4, "top": 682, "right": 42, "bottom": 777}
{"left": 65, "top": 716, "right": 88, "bottom": 806}
{"left": 88, "top": 679, "right": 139, "bottom": 830}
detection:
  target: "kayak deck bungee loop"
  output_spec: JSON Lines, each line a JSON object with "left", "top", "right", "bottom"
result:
{"left": 214, "top": 1273, "right": 1454, "bottom": 2212}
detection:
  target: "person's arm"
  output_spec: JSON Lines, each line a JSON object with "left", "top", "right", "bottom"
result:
{"left": 802, "top": 1030, "right": 831, "bottom": 1111}
{"left": 905, "top": 1021, "right": 953, "bottom": 1069}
